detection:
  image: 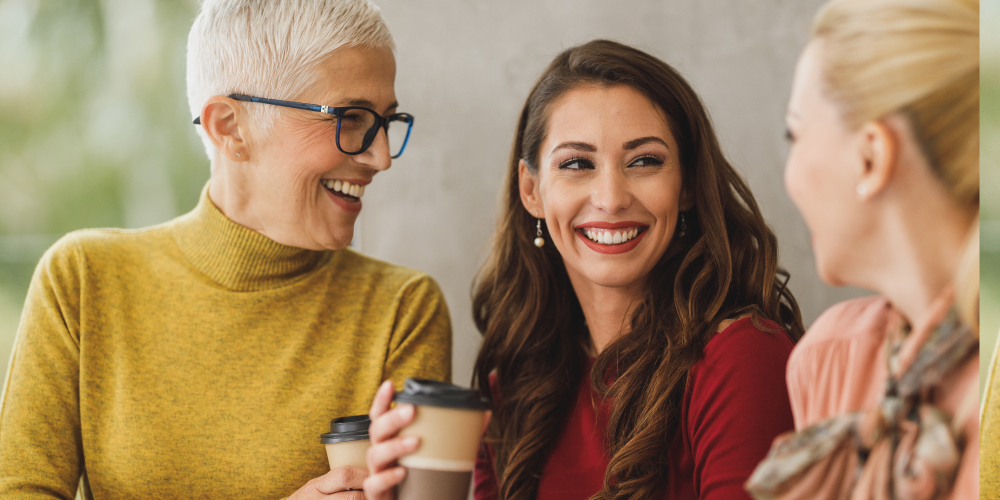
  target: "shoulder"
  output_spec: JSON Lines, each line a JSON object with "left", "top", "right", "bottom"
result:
{"left": 687, "top": 317, "right": 794, "bottom": 404}
{"left": 330, "top": 249, "right": 444, "bottom": 297}
{"left": 37, "top": 225, "right": 174, "bottom": 276}
{"left": 787, "top": 296, "right": 890, "bottom": 382}
{"left": 785, "top": 297, "right": 892, "bottom": 427}
{"left": 795, "top": 296, "right": 891, "bottom": 351}
{"left": 685, "top": 317, "right": 795, "bottom": 441}
{"left": 698, "top": 316, "right": 794, "bottom": 370}
{"left": 329, "top": 251, "right": 449, "bottom": 333}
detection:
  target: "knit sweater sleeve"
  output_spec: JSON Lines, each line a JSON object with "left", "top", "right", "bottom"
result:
{"left": 383, "top": 273, "right": 452, "bottom": 387}
{"left": 0, "top": 235, "right": 85, "bottom": 499}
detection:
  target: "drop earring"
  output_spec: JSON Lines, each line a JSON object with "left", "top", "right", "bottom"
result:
{"left": 679, "top": 212, "right": 687, "bottom": 238}
{"left": 534, "top": 219, "right": 545, "bottom": 248}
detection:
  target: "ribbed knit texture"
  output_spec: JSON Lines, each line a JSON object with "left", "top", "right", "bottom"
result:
{"left": 0, "top": 186, "right": 452, "bottom": 499}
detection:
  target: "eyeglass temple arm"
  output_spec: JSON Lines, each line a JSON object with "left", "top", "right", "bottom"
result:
{"left": 192, "top": 94, "right": 331, "bottom": 124}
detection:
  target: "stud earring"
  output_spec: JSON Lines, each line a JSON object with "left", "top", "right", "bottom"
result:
{"left": 856, "top": 184, "right": 867, "bottom": 196}
{"left": 534, "top": 219, "right": 545, "bottom": 248}
{"left": 236, "top": 152, "right": 241, "bottom": 158}
{"left": 679, "top": 212, "right": 687, "bottom": 238}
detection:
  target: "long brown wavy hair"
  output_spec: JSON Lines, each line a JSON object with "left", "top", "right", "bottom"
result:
{"left": 471, "top": 40, "right": 804, "bottom": 500}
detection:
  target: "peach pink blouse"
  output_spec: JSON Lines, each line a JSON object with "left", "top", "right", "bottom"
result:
{"left": 784, "top": 296, "right": 979, "bottom": 499}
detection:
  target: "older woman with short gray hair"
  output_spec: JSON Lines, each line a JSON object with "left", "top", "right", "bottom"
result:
{"left": 0, "top": 1, "right": 450, "bottom": 498}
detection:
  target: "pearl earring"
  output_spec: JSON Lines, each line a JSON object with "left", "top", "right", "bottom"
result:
{"left": 856, "top": 184, "right": 867, "bottom": 196}
{"left": 534, "top": 219, "right": 545, "bottom": 248}
{"left": 679, "top": 212, "right": 687, "bottom": 238}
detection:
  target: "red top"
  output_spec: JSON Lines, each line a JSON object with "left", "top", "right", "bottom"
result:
{"left": 474, "top": 317, "right": 795, "bottom": 500}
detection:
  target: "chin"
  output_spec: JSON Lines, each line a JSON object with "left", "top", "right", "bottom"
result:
{"left": 580, "top": 268, "right": 646, "bottom": 289}
{"left": 321, "top": 232, "right": 355, "bottom": 251}
{"left": 815, "top": 258, "right": 848, "bottom": 288}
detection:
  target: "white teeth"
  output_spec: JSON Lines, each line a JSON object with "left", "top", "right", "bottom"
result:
{"left": 323, "top": 179, "right": 366, "bottom": 199}
{"left": 584, "top": 227, "right": 643, "bottom": 245}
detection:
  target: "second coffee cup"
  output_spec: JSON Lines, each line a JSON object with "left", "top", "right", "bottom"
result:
{"left": 320, "top": 414, "right": 371, "bottom": 470}
{"left": 393, "top": 378, "right": 490, "bottom": 500}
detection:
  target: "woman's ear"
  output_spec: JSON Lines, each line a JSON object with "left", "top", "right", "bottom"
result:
{"left": 855, "top": 119, "right": 898, "bottom": 200}
{"left": 679, "top": 186, "right": 695, "bottom": 212}
{"left": 518, "top": 159, "right": 544, "bottom": 218}
{"left": 200, "top": 95, "right": 250, "bottom": 162}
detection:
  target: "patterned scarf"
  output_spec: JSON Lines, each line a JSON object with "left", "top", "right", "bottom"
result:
{"left": 744, "top": 308, "right": 978, "bottom": 500}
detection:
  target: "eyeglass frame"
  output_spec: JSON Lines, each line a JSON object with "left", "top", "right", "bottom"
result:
{"left": 192, "top": 94, "right": 414, "bottom": 159}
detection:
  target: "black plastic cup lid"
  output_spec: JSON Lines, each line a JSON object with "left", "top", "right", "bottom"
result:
{"left": 320, "top": 414, "right": 371, "bottom": 444}
{"left": 392, "top": 378, "right": 490, "bottom": 410}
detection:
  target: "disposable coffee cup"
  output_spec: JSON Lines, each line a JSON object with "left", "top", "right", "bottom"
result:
{"left": 394, "top": 378, "right": 490, "bottom": 500}
{"left": 320, "top": 415, "right": 370, "bottom": 470}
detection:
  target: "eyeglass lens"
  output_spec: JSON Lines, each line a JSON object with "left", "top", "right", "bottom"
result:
{"left": 336, "top": 109, "right": 411, "bottom": 158}
{"left": 386, "top": 117, "right": 411, "bottom": 159}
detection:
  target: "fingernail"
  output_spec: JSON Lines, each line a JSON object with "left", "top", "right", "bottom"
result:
{"left": 400, "top": 404, "right": 414, "bottom": 419}
{"left": 381, "top": 380, "right": 392, "bottom": 391}
{"left": 404, "top": 436, "right": 419, "bottom": 448}
{"left": 395, "top": 467, "right": 407, "bottom": 478}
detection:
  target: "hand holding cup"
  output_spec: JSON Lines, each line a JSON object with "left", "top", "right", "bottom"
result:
{"left": 287, "top": 466, "right": 368, "bottom": 500}
{"left": 364, "top": 379, "right": 490, "bottom": 500}
{"left": 364, "top": 380, "right": 419, "bottom": 500}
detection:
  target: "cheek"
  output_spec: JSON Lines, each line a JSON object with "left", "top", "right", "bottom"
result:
{"left": 784, "top": 146, "right": 821, "bottom": 215}
{"left": 644, "top": 179, "right": 681, "bottom": 216}
{"left": 537, "top": 178, "right": 584, "bottom": 236}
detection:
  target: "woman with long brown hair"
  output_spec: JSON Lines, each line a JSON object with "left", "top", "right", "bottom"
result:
{"left": 363, "top": 39, "right": 804, "bottom": 500}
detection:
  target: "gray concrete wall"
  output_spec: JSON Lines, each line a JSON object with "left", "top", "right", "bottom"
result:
{"left": 356, "top": 0, "right": 868, "bottom": 385}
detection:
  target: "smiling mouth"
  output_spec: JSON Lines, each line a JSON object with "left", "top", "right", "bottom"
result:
{"left": 578, "top": 226, "right": 647, "bottom": 245}
{"left": 321, "top": 179, "right": 366, "bottom": 202}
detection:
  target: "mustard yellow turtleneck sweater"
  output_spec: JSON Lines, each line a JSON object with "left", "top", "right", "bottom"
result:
{"left": 982, "top": 344, "right": 1000, "bottom": 495}
{"left": 0, "top": 187, "right": 451, "bottom": 499}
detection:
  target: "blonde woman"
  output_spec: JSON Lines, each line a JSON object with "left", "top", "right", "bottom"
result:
{"left": 745, "top": 0, "right": 979, "bottom": 498}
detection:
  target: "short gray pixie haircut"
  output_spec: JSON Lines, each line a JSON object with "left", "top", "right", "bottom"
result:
{"left": 186, "top": 0, "right": 395, "bottom": 158}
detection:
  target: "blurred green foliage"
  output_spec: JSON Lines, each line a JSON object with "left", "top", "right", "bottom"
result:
{"left": 0, "top": 0, "right": 208, "bottom": 374}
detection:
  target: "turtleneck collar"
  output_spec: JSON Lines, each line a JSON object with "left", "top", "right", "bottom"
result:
{"left": 171, "top": 183, "right": 330, "bottom": 291}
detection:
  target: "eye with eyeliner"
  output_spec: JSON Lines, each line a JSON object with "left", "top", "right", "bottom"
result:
{"left": 558, "top": 156, "right": 595, "bottom": 170}
{"left": 629, "top": 155, "right": 665, "bottom": 167}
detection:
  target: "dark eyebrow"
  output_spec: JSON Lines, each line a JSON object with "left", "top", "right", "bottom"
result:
{"left": 623, "top": 136, "right": 669, "bottom": 151}
{"left": 551, "top": 141, "right": 597, "bottom": 154}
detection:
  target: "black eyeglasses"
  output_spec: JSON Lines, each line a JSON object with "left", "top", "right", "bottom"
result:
{"left": 193, "top": 94, "right": 414, "bottom": 159}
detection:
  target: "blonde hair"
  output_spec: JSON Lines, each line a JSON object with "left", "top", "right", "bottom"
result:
{"left": 812, "top": 0, "right": 979, "bottom": 208}
{"left": 186, "top": 0, "right": 395, "bottom": 159}
{"left": 955, "top": 221, "right": 979, "bottom": 336}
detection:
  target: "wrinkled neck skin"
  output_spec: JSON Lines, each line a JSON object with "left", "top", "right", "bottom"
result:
{"left": 209, "top": 156, "right": 268, "bottom": 237}
{"left": 845, "top": 143, "right": 975, "bottom": 330}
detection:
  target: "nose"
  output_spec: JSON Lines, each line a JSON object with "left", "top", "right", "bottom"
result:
{"left": 357, "top": 126, "right": 392, "bottom": 172}
{"left": 591, "top": 165, "right": 632, "bottom": 214}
